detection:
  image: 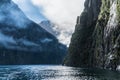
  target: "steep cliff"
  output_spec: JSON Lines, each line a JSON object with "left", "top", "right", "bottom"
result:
{"left": 64, "top": 0, "right": 120, "bottom": 70}
{"left": 0, "top": 0, "right": 67, "bottom": 64}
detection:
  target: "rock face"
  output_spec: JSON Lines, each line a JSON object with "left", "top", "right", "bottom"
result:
{"left": 39, "top": 20, "right": 57, "bottom": 36}
{"left": 64, "top": 0, "right": 120, "bottom": 70}
{"left": 0, "top": 0, "right": 67, "bottom": 64}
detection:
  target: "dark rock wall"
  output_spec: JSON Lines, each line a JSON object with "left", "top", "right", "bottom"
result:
{"left": 64, "top": 0, "right": 120, "bottom": 70}
{"left": 93, "top": 0, "right": 120, "bottom": 70}
{"left": 64, "top": 0, "right": 101, "bottom": 67}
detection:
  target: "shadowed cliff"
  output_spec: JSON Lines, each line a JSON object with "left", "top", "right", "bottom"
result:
{"left": 64, "top": 0, "right": 120, "bottom": 70}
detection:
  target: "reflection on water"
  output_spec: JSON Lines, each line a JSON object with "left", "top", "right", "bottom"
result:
{"left": 0, "top": 65, "right": 120, "bottom": 80}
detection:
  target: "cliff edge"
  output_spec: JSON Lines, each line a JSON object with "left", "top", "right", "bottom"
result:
{"left": 64, "top": 0, "right": 120, "bottom": 70}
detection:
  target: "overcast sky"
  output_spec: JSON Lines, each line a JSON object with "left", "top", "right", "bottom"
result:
{"left": 13, "top": 0, "right": 85, "bottom": 46}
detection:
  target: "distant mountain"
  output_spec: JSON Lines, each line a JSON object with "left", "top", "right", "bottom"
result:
{"left": 0, "top": 0, "right": 67, "bottom": 65}
{"left": 40, "top": 20, "right": 73, "bottom": 46}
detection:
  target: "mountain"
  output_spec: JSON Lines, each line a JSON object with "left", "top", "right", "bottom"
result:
{"left": 64, "top": 0, "right": 120, "bottom": 70}
{"left": 40, "top": 20, "right": 74, "bottom": 46}
{"left": 39, "top": 20, "right": 58, "bottom": 36}
{"left": 0, "top": 0, "right": 67, "bottom": 64}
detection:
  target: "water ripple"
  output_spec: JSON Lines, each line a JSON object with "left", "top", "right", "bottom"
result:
{"left": 0, "top": 65, "right": 120, "bottom": 80}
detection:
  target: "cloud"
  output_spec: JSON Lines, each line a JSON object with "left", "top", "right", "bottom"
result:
{"left": 0, "top": 32, "right": 16, "bottom": 46}
{"left": 31, "top": 0, "right": 85, "bottom": 46}
{"left": 13, "top": 0, "right": 47, "bottom": 23}
{"left": 13, "top": 0, "right": 85, "bottom": 46}
{"left": 0, "top": 1, "right": 30, "bottom": 28}
{"left": 31, "top": 0, "right": 85, "bottom": 29}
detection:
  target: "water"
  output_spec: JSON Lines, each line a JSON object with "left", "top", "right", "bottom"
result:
{"left": 0, "top": 65, "right": 120, "bottom": 80}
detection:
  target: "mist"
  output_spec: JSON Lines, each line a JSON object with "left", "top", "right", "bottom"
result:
{"left": 0, "top": 1, "right": 30, "bottom": 28}
{"left": 31, "top": 0, "right": 85, "bottom": 46}
{"left": 12, "top": 0, "right": 85, "bottom": 46}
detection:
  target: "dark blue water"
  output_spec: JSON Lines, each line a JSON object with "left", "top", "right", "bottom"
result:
{"left": 0, "top": 65, "right": 120, "bottom": 80}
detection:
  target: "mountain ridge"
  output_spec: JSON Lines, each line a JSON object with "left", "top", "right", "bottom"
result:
{"left": 0, "top": 0, "right": 67, "bottom": 64}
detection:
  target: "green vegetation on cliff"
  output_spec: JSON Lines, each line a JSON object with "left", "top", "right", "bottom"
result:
{"left": 117, "top": 0, "right": 120, "bottom": 23}
{"left": 64, "top": 0, "right": 120, "bottom": 70}
{"left": 93, "top": 0, "right": 110, "bottom": 68}
{"left": 98, "top": 0, "right": 110, "bottom": 24}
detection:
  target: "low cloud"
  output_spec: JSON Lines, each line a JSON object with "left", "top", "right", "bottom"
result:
{"left": 13, "top": 0, "right": 46, "bottom": 22}
{"left": 0, "top": 1, "right": 30, "bottom": 28}
{"left": 31, "top": 0, "right": 85, "bottom": 46}
{"left": 13, "top": 0, "right": 85, "bottom": 46}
